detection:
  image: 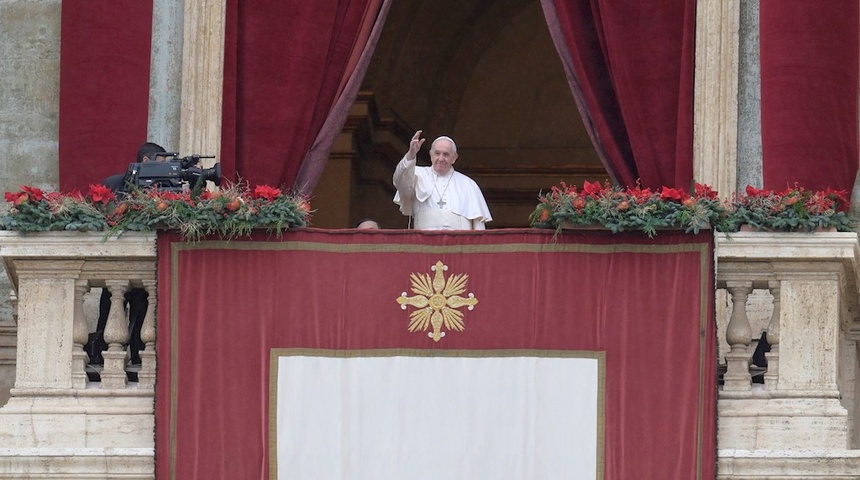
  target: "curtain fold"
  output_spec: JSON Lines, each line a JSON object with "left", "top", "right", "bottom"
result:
{"left": 541, "top": 0, "right": 697, "bottom": 190}
{"left": 220, "top": 0, "right": 388, "bottom": 190}
{"left": 759, "top": 1, "right": 859, "bottom": 193}
{"left": 294, "top": 0, "right": 392, "bottom": 195}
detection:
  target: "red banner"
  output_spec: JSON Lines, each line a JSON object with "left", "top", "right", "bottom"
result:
{"left": 156, "top": 228, "right": 715, "bottom": 479}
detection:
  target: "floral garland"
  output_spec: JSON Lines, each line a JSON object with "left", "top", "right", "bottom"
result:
{"left": 529, "top": 181, "right": 854, "bottom": 236}
{"left": 1, "top": 183, "right": 311, "bottom": 242}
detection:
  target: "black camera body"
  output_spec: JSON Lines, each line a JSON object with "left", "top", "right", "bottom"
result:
{"left": 122, "top": 153, "right": 222, "bottom": 193}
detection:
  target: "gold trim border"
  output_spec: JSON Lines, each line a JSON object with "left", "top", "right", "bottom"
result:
{"left": 268, "top": 348, "right": 606, "bottom": 480}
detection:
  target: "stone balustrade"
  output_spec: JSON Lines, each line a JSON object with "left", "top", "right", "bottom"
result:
{"left": 716, "top": 231, "right": 860, "bottom": 478}
{"left": 0, "top": 231, "right": 156, "bottom": 479}
{"left": 1, "top": 230, "right": 860, "bottom": 478}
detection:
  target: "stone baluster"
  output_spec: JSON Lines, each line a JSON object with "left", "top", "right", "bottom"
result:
{"left": 763, "top": 280, "right": 780, "bottom": 389}
{"left": 723, "top": 280, "right": 753, "bottom": 390}
{"left": 71, "top": 280, "right": 90, "bottom": 389}
{"left": 101, "top": 281, "right": 130, "bottom": 389}
{"left": 138, "top": 280, "right": 157, "bottom": 389}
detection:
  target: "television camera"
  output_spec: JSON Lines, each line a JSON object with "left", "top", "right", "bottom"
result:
{"left": 122, "top": 152, "right": 222, "bottom": 193}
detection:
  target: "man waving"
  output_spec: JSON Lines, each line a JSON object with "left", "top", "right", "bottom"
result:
{"left": 393, "top": 130, "right": 492, "bottom": 230}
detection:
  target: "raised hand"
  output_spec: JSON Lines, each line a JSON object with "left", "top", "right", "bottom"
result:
{"left": 407, "top": 130, "right": 426, "bottom": 160}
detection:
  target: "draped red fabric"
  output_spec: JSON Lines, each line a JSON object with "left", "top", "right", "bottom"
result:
{"left": 155, "top": 229, "right": 716, "bottom": 479}
{"left": 220, "top": 0, "right": 383, "bottom": 189}
{"left": 541, "top": 0, "right": 697, "bottom": 190}
{"left": 57, "top": 1, "right": 153, "bottom": 191}
{"left": 294, "top": 0, "right": 392, "bottom": 195}
{"left": 759, "top": 1, "right": 859, "bottom": 193}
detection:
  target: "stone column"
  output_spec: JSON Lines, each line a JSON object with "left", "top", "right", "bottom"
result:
{"left": 763, "top": 279, "right": 780, "bottom": 389}
{"left": 736, "top": 0, "right": 763, "bottom": 191}
{"left": 147, "top": 0, "right": 185, "bottom": 150}
{"left": 71, "top": 280, "right": 90, "bottom": 389}
{"left": 777, "top": 272, "right": 841, "bottom": 397}
{"left": 10, "top": 260, "right": 83, "bottom": 391}
{"left": 138, "top": 280, "right": 157, "bottom": 389}
{"left": 723, "top": 280, "right": 753, "bottom": 391}
{"left": 179, "top": 0, "right": 227, "bottom": 167}
{"left": 694, "top": 0, "right": 739, "bottom": 197}
{"left": 101, "top": 281, "right": 130, "bottom": 389}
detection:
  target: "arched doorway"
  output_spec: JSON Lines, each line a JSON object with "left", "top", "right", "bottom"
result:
{"left": 312, "top": 0, "right": 608, "bottom": 229}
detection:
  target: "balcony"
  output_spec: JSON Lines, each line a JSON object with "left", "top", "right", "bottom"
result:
{"left": 0, "top": 230, "right": 859, "bottom": 478}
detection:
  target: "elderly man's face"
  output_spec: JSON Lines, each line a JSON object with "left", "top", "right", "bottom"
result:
{"left": 430, "top": 139, "right": 457, "bottom": 175}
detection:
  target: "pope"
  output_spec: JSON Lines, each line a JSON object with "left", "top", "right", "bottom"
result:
{"left": 393, "top": 130, "right": 492, "bottom": 230}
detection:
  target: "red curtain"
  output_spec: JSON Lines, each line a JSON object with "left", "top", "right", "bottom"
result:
{"left": 58, "top": 1, "right": 153, "bottom": 192}
{"left": 294, "top": 0, "right": 392, "bottom": 195}
{"left": 155, "top": 229, "right": 716, "bottom": 479}
{"left": 760, "top": 1, "right": 859, "bottom": 193}
{"left": 220, "top": 0, "right": 387, "bottom": 190}
{"left": 541, "top": 0, "right": 697, "bottom": 190}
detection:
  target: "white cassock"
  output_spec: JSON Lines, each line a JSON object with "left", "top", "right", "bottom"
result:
{"left": 393, "top": 155, "right": 492, "bottom": 230}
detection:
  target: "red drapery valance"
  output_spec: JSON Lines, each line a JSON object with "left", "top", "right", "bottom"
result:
{"left": 155, "top": 229, "right": 716, "bottom": 479}
{"left": 760, "top": 1, "right": 859, "bottom": 193}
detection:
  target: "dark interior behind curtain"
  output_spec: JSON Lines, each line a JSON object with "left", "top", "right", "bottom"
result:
{"left": 759, "top": 1, "right": 859, "bottom": 193}
{"left": 541, "top": 0, "right": 696, "bottom": 190}
{"left": 220, "top": 0, "right": 384, "bottom": 190}
{"left": 58, "top": 1, "right": 153, "bottom": 192}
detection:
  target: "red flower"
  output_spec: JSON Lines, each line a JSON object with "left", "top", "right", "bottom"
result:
{"left": 627, "top": 185, "right": 653, "bottom": 204}
{"left": 66, "top": 189, "right": 84, "bottom": 201}
{"left": 13, "top": 193, "right": 29, "bottom": 206}
{"left": 745, "top": 185, "right": 772, "bottom": 197}
{"left": 783, "top": 195, "right": 800, "bottom": 206}
{"left": 201, "top": 190, "right": 222, "bottom": 200}
{"left": 538, "top": 208, "right": 550, "bottom": 222}
{"left": 253, "top": 185, "right": 282, "bottom": 201}
{"left": 824, "top": 188, "right": 850, "bottom": 212}
{"left": 660, "top": 186, "right": 689, "bottom": 202}
{"left": 160, "top": 191, "right": 186, "bottom": 202}
{"left": 20, "top": 185, "right": 44, "bottom": 202}
{"left": 87, "top": 184, "right": 115, "bottom": 204}
{"left": 694, "top": 183, "right": 718, "bottom": 200}
{"left": 4, "top": 192, "right": 19, "bottom": 203}
{"left": 582, "top": 180, "right": 603, "bottom": 198}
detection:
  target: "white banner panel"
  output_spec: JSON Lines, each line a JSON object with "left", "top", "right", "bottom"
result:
{"left": 274, "top": 351, "right": 602, "bottom": 480}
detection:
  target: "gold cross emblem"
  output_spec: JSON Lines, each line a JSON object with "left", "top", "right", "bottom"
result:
{"left": 396, "top": 261, "right": 479, "bottom": 342}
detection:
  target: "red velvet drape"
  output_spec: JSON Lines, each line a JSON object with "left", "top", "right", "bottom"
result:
{"left": 541, "top": 0, "right": 697, "bottom": 190}
{"left": 220, "top": 0, "right": 385, "bottom": 189}
{"left": 760, "top": 1, "right": 859, "bottom": 193}
{"left": 155, "top": 229, "right": 716, "bottom": 479}
{"left": 58, "top": 1, "right": 153, "bottom": 192}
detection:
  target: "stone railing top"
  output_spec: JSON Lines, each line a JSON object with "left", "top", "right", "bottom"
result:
{"left": 716, "top": 231, "right": 860, "bottom": 334}
{"left": 716, "top": 231, "right": 860, "bottom": 262}
{"left": 0, "top": 231, "right": 157, "bottom": 288}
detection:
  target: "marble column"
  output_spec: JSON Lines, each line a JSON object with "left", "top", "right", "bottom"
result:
{"left": 179, "top": 0, "right": 227, "bottom": 168}
{"left": 147, "top": 0, "right": 184, "bottom": 151}
{"left": 693, "top": 0, "right": 739, "bottom": 197}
